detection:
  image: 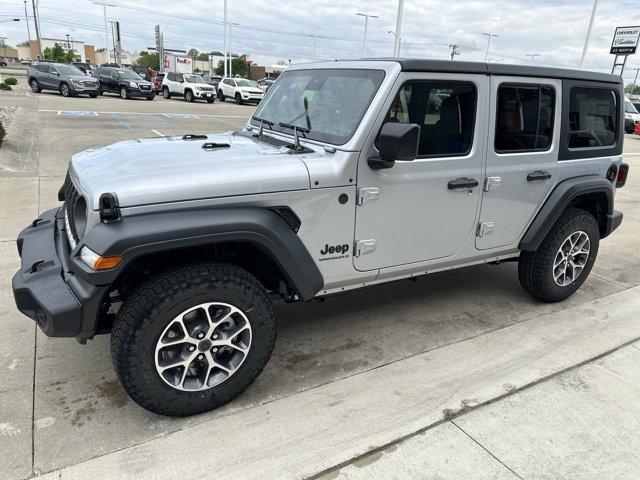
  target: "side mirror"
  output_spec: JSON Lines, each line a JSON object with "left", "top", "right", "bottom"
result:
{"left": 369, "top": 122, "right": 421, "bottom": 170}
{"left": 52, "top": 71, "right": 60, "bottom": 76}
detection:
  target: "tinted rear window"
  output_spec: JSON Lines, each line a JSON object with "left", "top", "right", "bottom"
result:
{"left": 568, "top": 87, "right": 617, "bottom": 149}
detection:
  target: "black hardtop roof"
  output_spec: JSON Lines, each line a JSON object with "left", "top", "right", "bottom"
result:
{"left": 366, "top": 58, "right": 621, "bottom": 84}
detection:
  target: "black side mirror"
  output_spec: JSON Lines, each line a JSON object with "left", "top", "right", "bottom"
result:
{"left": 369, "top": 122, "right": 421, "bottom": 170}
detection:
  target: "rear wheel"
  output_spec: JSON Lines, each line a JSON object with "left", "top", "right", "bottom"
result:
{"left": 518, "top": 208, "right": 599, "bottom": 303}
{"left": 111, "top": 263, "right": 277, "bottom": 416}
{"left": 29, "top": 79, "right": 41, "bottom": 93}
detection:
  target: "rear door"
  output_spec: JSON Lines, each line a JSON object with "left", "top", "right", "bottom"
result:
{"left": 476, "top": 76, "right": 561, "bottom": 249}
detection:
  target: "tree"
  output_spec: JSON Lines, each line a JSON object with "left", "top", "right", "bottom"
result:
{"left": 625, "top": 83, "right": 640, "bottom": 96}
{"left": 187, "top": 48, "right": 199, "bottom": 60}
{"left": 136, "top": 51, "right": 159, "bottom": 70}
{"left": 42, "top": 43, "right": 75, "bottom": 63}
{"left": 196, "top": 52, "right": 210, "bottom": 61}
{"left": 214, "top": 54, "right": 249, "bottom": 77}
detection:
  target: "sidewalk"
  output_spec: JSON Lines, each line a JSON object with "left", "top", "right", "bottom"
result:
{"left": 329, "top": 341, "right": 640, "bottom": 479}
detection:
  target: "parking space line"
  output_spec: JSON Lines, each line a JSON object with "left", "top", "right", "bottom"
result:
{"left": 39, "top": 109, "right": 249, "bottom": 119}
{"left": 151, "top": 129, "right": 165, "bottom": 137}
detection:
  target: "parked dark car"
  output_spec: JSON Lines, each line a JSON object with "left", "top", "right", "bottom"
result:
{"left": 257, "top": 77, "right": 275, "bottom": 93}
{"left": 71, "top": 62, "right": 92, "bottom": 74}
{"left": 93, "top": 67, "right": 155, "bottom": 100}
{"left": 152, "top": 73, "right": 165, "bottom": 93}
{"left": 27, "top": 62, "right": 99, "bottom": 97}
{"left": 203, "top": 74, "right": 222, "bottom": 89}
{"left": 132, "top": 65, "right": 156, "bottom": 82}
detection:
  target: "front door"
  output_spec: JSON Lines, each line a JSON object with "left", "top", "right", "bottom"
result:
{"left": 354, "top": 73, "right": 488, "bottom": 272}
{"left": 476, "top": 76, "right": 560, "bottom": 250}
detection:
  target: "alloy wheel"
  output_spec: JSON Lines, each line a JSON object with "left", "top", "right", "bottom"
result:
{"left": 553, "top": 231, "right": 590, "bottom": 287}
{"left": 154, "top": 302, "right": 252, "bottom": 391}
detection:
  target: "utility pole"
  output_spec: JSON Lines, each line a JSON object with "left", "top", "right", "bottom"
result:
{"left": 223, "top": 0, "right": 227, "bottom": 77}
{"left": 632, "top": 67, "right": 640, "bottom": 99}
{"left": 449, "top": 43, "right": 460, "bottom": 60}
{"left": 114, "top": 21, "right": 121, "bottom": 64}
{"left": 31, "top": 0, "right": 41, "bottom": 57}
{"left": 483, "top": 33, "right": 498, "bottom": 62}
{"left": 0, "top": 36, "right": 7, "bottom": 60}
{"left": 311, "top": 34, "right": 318, "bottom": 61}
{"left": 392, "top": 0, "right": 404, "bottom": 57}
{"left": 580, "top": 0, "right": 598, "bottom": 69}
{"left": 91, "top": 0, "right": 112, "bottom": 66}
{"left": 23, "top": 0, "right": 31, "bottom": 41}
{"left": 526, "top": 53, "right": 540, "bottom": 62}
{"left": 356, "top": 12, "right": 378, "bottom": 58}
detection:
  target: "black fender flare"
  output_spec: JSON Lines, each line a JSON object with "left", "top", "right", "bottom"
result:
{"left": 70, "top": 207, "right": 324, "bottom": 301}
{"left": 519, "top": 176, "right": 615, "bottom": 252}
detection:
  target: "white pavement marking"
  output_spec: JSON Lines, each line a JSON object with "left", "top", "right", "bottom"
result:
{"left": 34, "top": 285, "right": 640, "bottom": 480}
{"left": 39, "top": 109, "right": 249, "bottom": 119}
{"left": 151, "top": 130, "right": 165, "bottom": 137}
{"left": 56, "top": 111, "right": 99, "bottom": 117}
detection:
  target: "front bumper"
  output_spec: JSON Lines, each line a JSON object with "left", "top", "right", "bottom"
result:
{"left": 129, "top": 87, "right": 155, "bottom": 98}
{"left": 12, "top": 207, "right": 108, "bottom": 341}
{"left": 70, "top": 83, "right": 99, "bottom": 94}
{"left": 193, "top": 90, "right": 216, "bottom": 99}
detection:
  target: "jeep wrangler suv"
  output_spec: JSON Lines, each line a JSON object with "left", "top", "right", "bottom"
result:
{"left": 12, "top": 60, "right": 628, "bottom": 417}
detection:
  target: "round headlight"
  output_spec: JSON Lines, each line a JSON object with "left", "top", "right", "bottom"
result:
{"left": 73, "top": 196, "right": 88, "bottom": 239}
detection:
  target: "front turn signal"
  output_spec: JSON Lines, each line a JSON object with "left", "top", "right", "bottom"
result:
{"left": 79, "top": 246, "right": 123, "bottom": 271}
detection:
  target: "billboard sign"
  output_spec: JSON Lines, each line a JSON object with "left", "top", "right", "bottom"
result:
{"left": 610, "top": 26, "right": 640, "bottom": 55}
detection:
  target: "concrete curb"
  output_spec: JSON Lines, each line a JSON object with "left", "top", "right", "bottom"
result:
{"left": 0, "top": 106, "right": 38, "bottom": 176}
{"left": 34, "top": 284, "right": 640, "bottom": 480}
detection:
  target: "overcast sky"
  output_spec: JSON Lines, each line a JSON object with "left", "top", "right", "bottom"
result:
{"left": 1, "top": 0, "right": 640, "bottom": 83}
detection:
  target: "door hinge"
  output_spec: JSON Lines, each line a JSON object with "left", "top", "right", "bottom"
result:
{"left": 356, "top": 187, "right": 380, "bottom": 206}
{"left": 484, "top": 176, "right": 502, "bottom": 192}
{"left": 477, "top": 222, "right": 495, "bottom": 237}
{"left": 354, "top": 239, "right": 377, "bottom": 257}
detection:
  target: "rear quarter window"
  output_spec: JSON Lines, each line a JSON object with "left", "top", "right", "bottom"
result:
{"left": 568, "top": 87, "right": 617, "bottom": 148}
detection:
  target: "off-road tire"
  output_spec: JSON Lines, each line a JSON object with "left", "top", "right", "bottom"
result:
{"left": 235, "top": 92, "right": 243, "bottom": 105}
{"left": 185, "top": 90, "right": 194, "bottom": 102}
{"left": 29, "top": 79, "right": 41, "bottom": 93}
{"left": 111, "top": 263, "right": 277, "bottom": 416}
{"left": 162, "top": 87, "right": 171, "bottom": 99}
{"left": 518, "top": 208, "right": 599, "bottom": 303}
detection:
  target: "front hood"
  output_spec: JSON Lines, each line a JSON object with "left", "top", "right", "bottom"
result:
{"left": 70, "top": 133, "right": 313, "bottom": 209}
{"left": 70, "top": 75, "right": 97, "bottom": 82}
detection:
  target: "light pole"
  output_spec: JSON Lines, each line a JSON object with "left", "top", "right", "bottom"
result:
{"left": 90, "top": 0, "right": 113, "bottom": 66}
{"left": 228, "top": 21, "right": 239, "bottom": 77}
{"left": 632, "top": 67, "right": 640, "bottom": 99}
{"left": 356, "top": 12, "right": 378, "bottom": 58}
{"left": 31, "top": 0, "right": 41, "bottom": 57}
{"left": 449, "top": 43, "right": 460, "bottom": 60}
{"left": 311, "top": 34, "right": 318, "bottom": 61}
{"left": 392, "top": 0, "right": 404, "bottom": 57}
{"left": 388, "top": 30, "right": 401, "bottom": 56}
{"left": 483, "top": 33, "right": 498, "bottom": 62}
{"left": 23, "top": 1, "right": 31, "bottom": 41}
{"left": 526, "top": 53, "right": 540, "bottom": 62}
{"left": 579, "top": 0, "right": 598, "bottom": 69}
{"left": 223, "top": 0, "right": 227, "bottom": 77}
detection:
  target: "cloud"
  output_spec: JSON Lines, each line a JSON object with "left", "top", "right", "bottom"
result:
{"left": 1, "top": 0, "right": 639, "bottom": 82}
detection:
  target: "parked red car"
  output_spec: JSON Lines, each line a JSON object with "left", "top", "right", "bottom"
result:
{"left": 635, "top": 121, "right": 640, "bottom": 136}
{"left": 152, "top": 73, "right": 165, "bottom": 93}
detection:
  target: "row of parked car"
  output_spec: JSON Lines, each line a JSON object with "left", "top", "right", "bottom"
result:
{"left": 26, "top": 61, "right": 274, "bottom": 104}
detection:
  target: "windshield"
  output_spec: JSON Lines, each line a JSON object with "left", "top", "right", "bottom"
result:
{"left": 116, "top": 69, "right": 143, "bottom": 80}
{"left": 56, "top": 65, "right": 85, "bottom": 76}
{"left": 251, "top": 68, "right": 385, "bottom": 145}
{"left": 236, "top": 79, "right": 258, "bottom": 87}
{"left": 185, "top": 74, "right": 206, "bottom": 84}
{"left": 625, "top": 99, "right": 638, "bottom": 114}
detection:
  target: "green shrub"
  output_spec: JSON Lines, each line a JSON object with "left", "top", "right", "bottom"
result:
{"left": 0, "top": 83, "right": 11, "bottom": 91}
{"left": 3, "top": 77, "right": 17, "bottom": 86}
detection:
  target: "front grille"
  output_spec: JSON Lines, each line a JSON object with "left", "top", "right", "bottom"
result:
{"left": 61, "top": 174, "right": 80, "bottom": 248}
{"left": 139, "top": 84, "right": 151, "bottom": 91}
{"left": 82, "top": 81, "right": 98, "bottom": 87}
{"left": 199, "top": 86, "right": 214, "bottom": 92}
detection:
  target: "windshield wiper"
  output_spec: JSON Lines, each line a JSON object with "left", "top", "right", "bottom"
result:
{"left": 251, "top": 115, "right": 274, "bottom": 138}
{"left": 278, "top": 122, "right": 310, "bottom": 151}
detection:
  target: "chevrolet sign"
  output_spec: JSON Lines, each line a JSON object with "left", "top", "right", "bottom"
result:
{"left": 610, "top": 26, "right": 640, "bottom": 55}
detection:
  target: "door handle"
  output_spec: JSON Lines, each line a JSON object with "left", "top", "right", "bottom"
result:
{"left": 527, "top": 170, "right": 552, "bottom": 181}
{"left": 448, "top": 177, "right": 479, "bottom": 190}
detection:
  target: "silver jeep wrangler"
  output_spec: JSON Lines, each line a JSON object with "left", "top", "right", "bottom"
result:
{"left": 12, "top": 60, "right": 629, "bottom": 416}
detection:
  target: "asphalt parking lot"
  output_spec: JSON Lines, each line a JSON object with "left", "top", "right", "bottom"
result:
{"left": 1, "top": 79, "right": 640, "bottom": 479}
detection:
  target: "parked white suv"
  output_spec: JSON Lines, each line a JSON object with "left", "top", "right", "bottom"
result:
{"left": 162, "top": 73, "right": 216, "bottom": 103}
{"left": 217, "top": 77, "right": 264, "bottom": 104}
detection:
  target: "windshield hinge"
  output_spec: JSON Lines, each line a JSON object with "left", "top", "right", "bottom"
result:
{"left": 357, "top": 187, "right": 380, "bottom": 206}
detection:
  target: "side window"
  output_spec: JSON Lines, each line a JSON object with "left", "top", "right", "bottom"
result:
{"left": 381, "top": 81, "right": 476, "bottom": 157}
{"left": 495, "top": 84, "right": 555, "bottom": 152}
{"left": 167, "top": 73, "right": 174, "bottom": 81}
{"left": 568, "top": 87, "right": 617, "bottom": 148}
{"left": 35, "top": 64, "right": 48, "bottom": 73}
{"left": 50, "top": 66, "right": 59, "bottom": 75}
{"left": 176, "top": 74, "right": 184, "bottom": 82}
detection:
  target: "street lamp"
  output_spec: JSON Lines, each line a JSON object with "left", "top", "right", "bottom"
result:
{"left": 90, "top": 0, "right": 115, "bottom": 65}
{"left": 392, "top": 0, "right": 404, "bottom": 57}
{"left": 356, "top": 12, "right": 378, "bottom": 58}
{"left": 482, "top": 33, "right": 498, "bottom": 62}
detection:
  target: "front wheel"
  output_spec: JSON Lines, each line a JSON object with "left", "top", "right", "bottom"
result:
{"left": 119, "top": 86, "right": 129, "bottom": 99}
{"left": 518, "top": 208, "right": 599, "bottom": 303}
{"left": 218, "top": 89, "right": 225, "bottom": 101}
{"left": 235, "top": 93, "right": 243, "bottom": 104}
{"left": 110, "top": 263, "right": 277, "bottom": 416}
{"left": 207, "top": 99, "right": 215, "bottom": 104}
{"left": 60, "top": 83, "right": 72, "bottom": 97}
{"left": 163, "top": 87, "right": 171, "bottom": 99}
{"left": 185, "top": 90, "right": 194, "bottom": 102}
